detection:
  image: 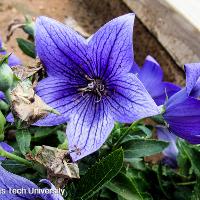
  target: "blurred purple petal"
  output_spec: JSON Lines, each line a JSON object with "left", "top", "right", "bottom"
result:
{"left": 0, "top": 142, "right": 14, "bottom": 161}
{"left": 0, "top": 51, "right": 22, "bottom": 67}
{"left": 163, "top": 82, "right": 181, "bottom": 98}
{"left": 6, "top": 112, "right": 13, "bottom": 123}
{"left": 8, "top": 53, "right": 22, "bottom": 67}
{"left": 138, "top": 55, "right": 163, "bottom": 87}
{"left": 153, "top": 82, "right": 181, "bottom": 105}
{"left": 0, "top": 37, "right": 2, "bottom": 48}
{"left": 129, "top": 60, "right": 140, "bottom": 74}
{"left": 164, "top": 89, "right": 200, "bottom": 144}
{"left": 0, "top": 91, "right": 5, "bottom": 100}
{"left": 157, "top": 126, "right": 178, "bottom": 162}
{"left": 138, "top": 56, "right": 180, "bottom": 105}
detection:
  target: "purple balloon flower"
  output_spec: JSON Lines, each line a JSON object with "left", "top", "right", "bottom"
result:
{"left": 0, "top": 142, "right": 14, "bottom": 161}
{"left": 0, "top": 37, "right": 22, "bottom": 67}
{"left": 0, "top": 165, "right": 64, "bottom": 200}
{"left": 162, "top": 63, "right": 200, "bottom": 144}
{"left": 163, "top": 89, "right": 200, "bottom": 144}
{"left": 157, "top": 126, "right": 178, "bottom": 168}
{"left": 34, "top": 14, "right": 160, "bottom": 161}
{"left": 136, "top": 55, "right": 181, "bottom": 105}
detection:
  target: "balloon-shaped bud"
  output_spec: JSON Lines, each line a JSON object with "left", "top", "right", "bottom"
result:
{"left": 0, "top": 61, "right": 14, "bottom": 92}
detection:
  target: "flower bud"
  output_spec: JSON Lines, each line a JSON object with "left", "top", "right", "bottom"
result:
{"left": 0, "top": 100, "right": 9, "bottom": 112}
{"left": 23, "top": 16, "right": 35, "bottom": 37}
{"left": 0, "top": 63, "right": 14, "bottom": 92}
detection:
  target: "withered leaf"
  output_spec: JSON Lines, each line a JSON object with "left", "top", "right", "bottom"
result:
{"left": 27, "top": 145, "right": 79, "bottom": 187}
{"left": 12, "top": 58, "right": 43, "bottom": 81}
{"left": 10, "top": 80, "right": 59, "bottom": 125}
{"left": 6, "top": 19, "right": 25, "bottom": 42}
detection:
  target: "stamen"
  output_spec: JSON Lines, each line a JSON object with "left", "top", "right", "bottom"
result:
{"left": 78, "top": 77, "right": 106, "bottom": 102}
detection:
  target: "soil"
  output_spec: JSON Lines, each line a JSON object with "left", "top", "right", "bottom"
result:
{"left": 0, "top": 0, "right": 185, "bottom": 85}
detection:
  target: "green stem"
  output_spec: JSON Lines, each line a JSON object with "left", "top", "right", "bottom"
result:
{"left": 113, "top": 120, "right": 139, "bottom": 149}
{"left": 0, "top": 147, "right": 32, "bottom": 167}
{"left": 176, "top": 181, "right": 196, "bottom": 186}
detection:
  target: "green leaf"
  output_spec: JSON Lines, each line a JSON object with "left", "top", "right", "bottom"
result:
{"left": 0, "top": 110, "right": 6, "bottom": 140}
{"left": 16, "top": 38, "right": 36, "bottom": 58}
{"left": 136, "top": 125, "right": 152, "bottom": 138}
{"left": 16, "top": 129, "right": 31, "bottom": 155}
{"left": 100, "top": 188, "right": 116, "bottom": 199}
{"left": 177, "top": 140, "right": 191, "bottom": 176}
{"left": 178, "top": 140, "right": 200, "bottom": 177}
{"left": 2, "top": 160, "right": 28, "bottom": 174}
{"left": 0, "top": 100, "right": 9, "bottom": 112}
{"left": 156, "top": 164, "right": 171, "bottom": 199}
{"left": 122, "top": 139, "right": 168, "bottom": 158}
{"left": 31, "top": 127, "right": 58, "bottom": 141}
{"left": 191, "top": 179, "right": 200, "bottom": 200}
{"left": 0, "top": 54, "right": 10, "bottom": 65}
{"left": 76, "top": 148, "right": 124, "bottom": 200}
{"left": 125, "top": 168, "right": 149, "bottom": 195}
{"left": 57, "top": 130, "right": 66, "bottom": 144}
{"left": 106, "top": 172, "right": 143, "bottom": 200}
{"left": 124, "top": 158, "right": 146, "bottom": 171}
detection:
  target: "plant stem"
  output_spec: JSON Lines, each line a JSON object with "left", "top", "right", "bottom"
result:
{"left": 176, "top": 181, "right": 196, "bottom": 186}
{"left": 113, "top": 120, "right": 139, "bottom": 149}
{"left": 0, "top": 147, "right": 32, "bottom": 167}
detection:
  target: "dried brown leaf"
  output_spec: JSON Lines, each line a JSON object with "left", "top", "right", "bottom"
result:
{"left": 27, "top": 145, "right": 79, "bottom": 188}
{"left": 10, "top": 80, "right": 59, "bottom": 125}
{"left": 12, "top": 59, "right": 43, "bottom": 80}
{"left": 6, "top": 19, "right": 24, "bottom": 42}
